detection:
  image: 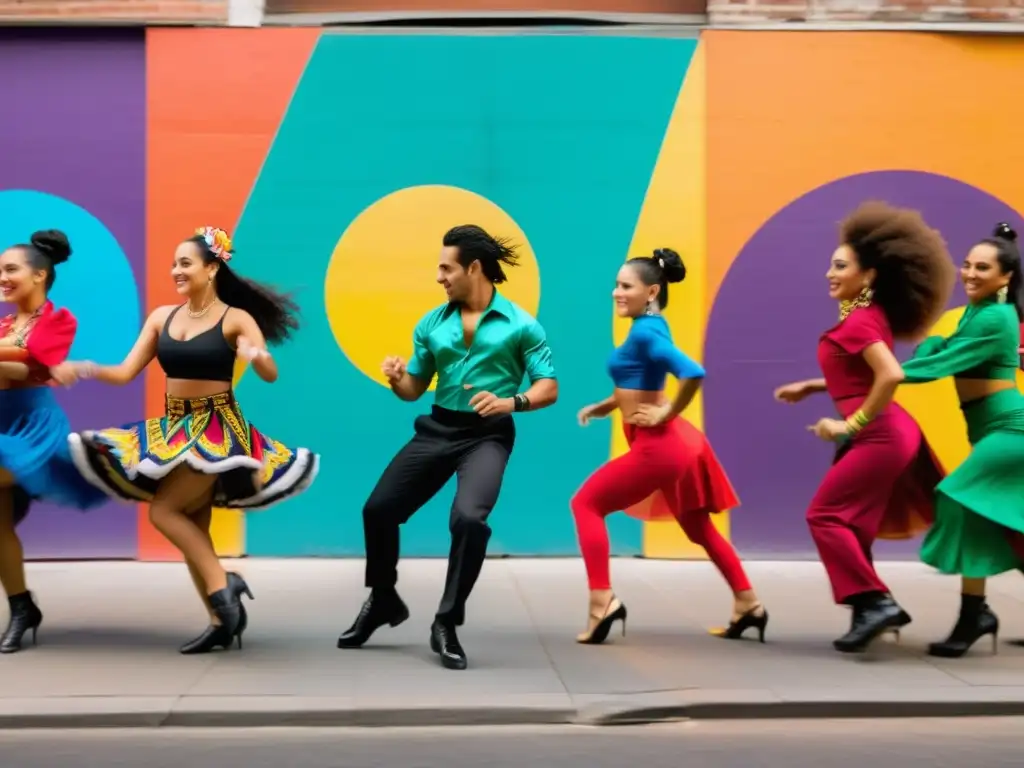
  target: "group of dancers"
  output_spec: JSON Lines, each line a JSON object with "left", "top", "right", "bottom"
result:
{"left": 1, "top": 206, "right": 1023, "bottom": 671}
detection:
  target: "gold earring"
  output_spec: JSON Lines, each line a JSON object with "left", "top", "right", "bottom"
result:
{"left": 998, "top": 285, "right": 1009, "bottom": 303}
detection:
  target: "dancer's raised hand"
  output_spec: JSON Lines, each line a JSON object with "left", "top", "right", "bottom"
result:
{"left": 381, "top": 356, "right": 406, "bottom": 384}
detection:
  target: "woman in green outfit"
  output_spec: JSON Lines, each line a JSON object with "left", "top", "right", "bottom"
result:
{"left": 900, "top": 222, "right": 1024, "bottom": 658}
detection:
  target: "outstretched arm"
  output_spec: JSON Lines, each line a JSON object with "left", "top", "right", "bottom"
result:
{"left": 54, "top": 308, "right": 165, "bottom": 387}
{"left": 902, "top": 311, "right": 1013, "bottom": 384}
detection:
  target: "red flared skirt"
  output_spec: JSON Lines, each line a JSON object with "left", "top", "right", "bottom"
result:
{"left": 623, "top": 417, "right": 740, "bottom": 522}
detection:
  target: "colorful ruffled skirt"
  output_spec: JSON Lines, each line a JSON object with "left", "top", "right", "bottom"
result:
{"left": 68, "top": 391, "right": 318, "bottom": 509}
{"left": 0, "top": 387, "right": 107, "bottom": 524}
{"left": 921, "top": 389, "right": 1024, "bottom": 578}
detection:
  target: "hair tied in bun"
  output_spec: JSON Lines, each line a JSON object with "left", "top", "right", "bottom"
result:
{"left": 994, "top": 222, "right": 1018, "bottom": 243}
{"left": 29, "top": 229, "right": 71, "bottom": 266}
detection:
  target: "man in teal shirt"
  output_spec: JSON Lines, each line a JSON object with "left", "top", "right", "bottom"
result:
{"left": 337, "top": 225, "right": 558, "bottom": 670}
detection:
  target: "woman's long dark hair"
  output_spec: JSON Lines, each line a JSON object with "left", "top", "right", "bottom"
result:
{"left": 188, "top": 235, "right": 300, "bottom": 345}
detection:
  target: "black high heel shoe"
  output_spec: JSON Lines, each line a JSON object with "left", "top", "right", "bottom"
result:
{"left": 711, "top": 603, "right": 769, "bottom": 642}
{"left": 928, "top": 595, "right": 999, "bottom": 659}
{"left": 0, "top": 592, "right": 43, "bottom": 654}
{"left": 179, "top": 573, "right": 254, "bottom": 655}
{"left": 576, "top": 597, "right": 627, "bottom": 645}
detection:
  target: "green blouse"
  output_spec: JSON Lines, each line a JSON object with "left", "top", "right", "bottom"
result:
{"left": 902, "top": 298, "right": 1020, "bottom": 384}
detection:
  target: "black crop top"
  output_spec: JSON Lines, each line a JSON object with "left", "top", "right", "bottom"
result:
{"left": 156, "top": 306, "right": 236, "bottom": 383}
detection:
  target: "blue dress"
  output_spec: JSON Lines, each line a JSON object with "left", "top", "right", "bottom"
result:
{"left": 0, "top": 303, "right": 106, "bottom": 523}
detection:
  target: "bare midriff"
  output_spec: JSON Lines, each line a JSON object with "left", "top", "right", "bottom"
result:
{"left": 166, "top": 378, "right": 234, "bottom": 400}
{"left": 955, "top": 378, "right": 1016, "bottom": 404}
{"left": 614, "top": 387, "right": 667, "bottom": 424}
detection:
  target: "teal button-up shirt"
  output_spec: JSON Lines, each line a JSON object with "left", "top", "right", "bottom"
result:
{"left": 406, "top": 291, "right": 556, "bottom": 412}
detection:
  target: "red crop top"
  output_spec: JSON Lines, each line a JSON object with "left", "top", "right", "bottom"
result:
{"left": 817, "top": 304, "right": 892, "bottom": 415}
{"left": 0, "top": 301, "right": 77, "bottom": 387}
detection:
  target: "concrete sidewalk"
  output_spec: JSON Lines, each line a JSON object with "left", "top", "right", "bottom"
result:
{"left": 4, "top": 558, "right": 1024, "bottom": 728}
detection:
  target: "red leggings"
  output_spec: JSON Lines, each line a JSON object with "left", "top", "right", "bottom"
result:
{"left": 571, "top": 422, "right": 751, "bottom": 592}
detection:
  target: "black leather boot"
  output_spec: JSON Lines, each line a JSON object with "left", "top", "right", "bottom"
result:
{"left": 0, "top": 592, "right": 43, "bottom": 654}
{"left": 928, "top": 594, "right": 999, "bottom": 658}
{"left": 337, "top": 589, "right": 409, "bottom": 648}
{"left": 833, "top": 593, "right": 910, "bottom": 653}
{"left": 179, "top": 573, "right": 252, "bottom": 655}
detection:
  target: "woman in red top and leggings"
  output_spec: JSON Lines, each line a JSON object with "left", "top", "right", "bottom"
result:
{"left": 775, "top": 202, "right": 953, "bottom": 653}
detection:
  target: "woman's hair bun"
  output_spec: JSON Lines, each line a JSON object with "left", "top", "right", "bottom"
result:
{"left": 653, "top": 248, "right": 686, "bottom": 284}
{"left": 994, "top": 222, "right": 1018, "bottom": 243}
{"left": 30, "top": 229, "right": 71, "bottom": 265}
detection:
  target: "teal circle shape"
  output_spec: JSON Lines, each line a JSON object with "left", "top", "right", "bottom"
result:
{"left": 0, "top": 190, "right": 139, "bottom": 362}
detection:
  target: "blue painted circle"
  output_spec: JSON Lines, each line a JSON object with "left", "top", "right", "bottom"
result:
{"left": 0, "top": 190, "right": 139, "bottom": 362}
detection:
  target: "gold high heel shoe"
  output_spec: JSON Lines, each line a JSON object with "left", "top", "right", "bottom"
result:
{"left": 576, "top": 597, "right": 628, "bottom": 645}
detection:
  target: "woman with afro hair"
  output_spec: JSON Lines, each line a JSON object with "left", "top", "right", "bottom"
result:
{"left": 774, "top": 201, "right": 954, "bottom": 654}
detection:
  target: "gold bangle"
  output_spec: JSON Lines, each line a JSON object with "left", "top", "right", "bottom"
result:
{"left": 845, "top": 417, "right": 863, "bottom": 434}
{"left": 851, "top": 409, "right": 871, "bottom": 428}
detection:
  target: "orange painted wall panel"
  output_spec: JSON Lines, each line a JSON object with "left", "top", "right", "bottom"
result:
{"left": 140, "top": 28, "right": 319, "bottom": 560}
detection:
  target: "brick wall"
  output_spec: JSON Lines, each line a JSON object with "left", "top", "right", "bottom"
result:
{"left": 708, "top": 0, "right": 1024, "bottom": 24}
{"left": 264, "top": 0, "right": 703, "bottom": 16}
{"left": 0, "top": 0, "right": 228, "bottom": 24}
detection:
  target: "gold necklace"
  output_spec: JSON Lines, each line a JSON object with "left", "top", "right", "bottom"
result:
{"left": 4, "top": 306, "right": 43, "bottom": 348}
{"left": 187, "top": 297, "right": 216, "bottom": 318}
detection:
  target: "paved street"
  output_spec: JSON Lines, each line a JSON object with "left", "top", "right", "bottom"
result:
{"left": 2, "top": 719, "right": 1023, "bottom": 767}
{"left": 3, "top": 558, "right": 1024, "bottom": 727}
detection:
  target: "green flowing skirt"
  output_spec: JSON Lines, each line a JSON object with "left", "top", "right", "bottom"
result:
{"left": 921, "top": 388, "right": 1024, "bottom": 578}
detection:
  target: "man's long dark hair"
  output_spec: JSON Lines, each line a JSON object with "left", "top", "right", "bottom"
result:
{"left": 444, "top": 225, "right": 520, "bottom": 284}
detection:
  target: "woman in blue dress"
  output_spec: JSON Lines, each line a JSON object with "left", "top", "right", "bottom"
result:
{"left": 0, "top": 230, "right": 106, "bottom": 653}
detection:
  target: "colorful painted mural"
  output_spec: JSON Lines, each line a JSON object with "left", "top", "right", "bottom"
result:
{"left": 2, "top": 29, "right": 1024, "bottom": 561}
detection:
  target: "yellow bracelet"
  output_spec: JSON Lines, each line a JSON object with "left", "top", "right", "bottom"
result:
{"left": 845, "top": 409, "right": 871, "bottom": 434}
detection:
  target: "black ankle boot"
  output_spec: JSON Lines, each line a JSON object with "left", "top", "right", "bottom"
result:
{"left": 928, "top": 594, "right": 999, "bottom": 658}
{"left": 833, "top": 593, "right": 910, "bottom": 653}
{"left": 179, "top": 575, "right": 254, "bottom": 655}
{"left": 0, "top": 592, "right": 43, "bottom": 654}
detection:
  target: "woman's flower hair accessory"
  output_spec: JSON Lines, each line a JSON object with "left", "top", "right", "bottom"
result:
{"left": 195, "top": 226, "right": 233, "bottom": 262}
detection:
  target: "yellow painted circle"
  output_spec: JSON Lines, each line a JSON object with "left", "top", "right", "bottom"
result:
{"left": 896, "top": 304, "right": 1024, "bottom": 473}
{"left": 325, "top": 185, "right": 540, "bottom": 389}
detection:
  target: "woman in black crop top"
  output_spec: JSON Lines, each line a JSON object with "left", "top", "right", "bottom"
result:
{"left": 52, "top": 227, "right": 320, "bottom": 654}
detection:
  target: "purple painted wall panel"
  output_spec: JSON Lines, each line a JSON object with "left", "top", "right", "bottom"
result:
{"left": 705, "top": 171, "right": 1020, "bottom": 558}
{"left": 0, "top": 29, "right": 146, "bottom": 559}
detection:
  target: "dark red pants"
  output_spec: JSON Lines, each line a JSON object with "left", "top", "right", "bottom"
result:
{"left": 807, "top": 406, "right": 936, "bottom": 604}
{"left": 571, "top": 421, "right": 751, "bottom": 592}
